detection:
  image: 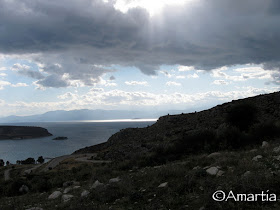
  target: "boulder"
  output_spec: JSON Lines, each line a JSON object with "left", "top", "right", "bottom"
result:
{"left": 81, "top": 190, "right": 90, "bottom": 197}
{"left": 19, "top": 185, "right": 29, "bottom": 193}
{"left": 62, "top": 194, "right": 74, "bottom": 202}
{"left": 63, "top": 181, "right": 73, "bottom": 187}
{"left": 158, "top": 182, "right": 168, "bottom": 188}
{"left": 109, "top": 177, "right": 121, "bottom": 183}
{"left": 249, "top": 149, "right": 258, "bottom": 153}
{"left": 207, "top": 152, "right": 221, "bottom": 158}
{"left": 243, "top": 171, "right": 251, "bottom": 177}
{"left": 252, "top": 155, "right": 263, "bottom": 161}
{"left": 273, "top": 155, "right": 280, "bottom": 161}
{"left": 91, "top": 180, "right": 104, "bottom": 189}
{"left": 63, "top": 187, "right": 72, "bottom": 194}
{"left": 216, "top": 170, "right": 225, "bottom": 177}
{"left": 73, "top": 181, "right": 80, "bottom": 186}
{"left": 262, "top": 141, "right": 269, "bottom": 148}
{"left": 273, "top": 146, "right": 280, "bottom": 153}
{"left": 206, "top": 167, "right": 219, "bottom": 176}
{"left": 48, "top": 191, "right": 62, "bottom": 199}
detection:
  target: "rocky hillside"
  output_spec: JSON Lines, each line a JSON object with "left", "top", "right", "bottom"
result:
{"left": 2, "top": 140, "right": 280, "bottom": 210}
{"left": 74, "top": 91, "right": 280, "bottom": 160}
{"left": 1, "top": 92, "right": 280, "bottom": 210}
{"left": 0, "top": 126, "right": 52, "bottom": 140}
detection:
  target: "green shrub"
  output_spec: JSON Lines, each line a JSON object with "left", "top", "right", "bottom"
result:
{"left": 217, "top": 126, "right": 253, "bottom": 149}
{"left": 4, "top": 178, "right": 27, "bottom": 196}
{"left": 250, "top": 121, "right": 280, "bottom": 140}
{"left": 30, "top": 177, "right": 51, "bottom": 192}
{"left": 226, "top": 102, "right": 257, "bottom": 131}
{"left": 171, "top": 129, "right": 217, "bottom": 155}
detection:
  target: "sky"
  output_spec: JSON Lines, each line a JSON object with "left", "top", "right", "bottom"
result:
{"left": 0, "top": 0, "right": 280, "bottom": 117}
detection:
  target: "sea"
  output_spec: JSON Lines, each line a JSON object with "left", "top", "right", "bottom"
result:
{"left": 0, "top": 119, "right": 157, "bottom": 164}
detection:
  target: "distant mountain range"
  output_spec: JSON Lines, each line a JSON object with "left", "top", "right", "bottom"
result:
{"left": 0, "top": 107, "right": 207, "bottom": 123}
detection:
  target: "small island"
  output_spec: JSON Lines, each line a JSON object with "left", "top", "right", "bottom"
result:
{"left": 0, "top": 126, "right": 52, "bottom": 140}
{"left": 52, "top": 136, "right": 68, "bottom": 140}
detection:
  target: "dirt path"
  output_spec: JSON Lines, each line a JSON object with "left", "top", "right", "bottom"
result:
{"left": 24, "top": 164, "right": 42, "bottom": 174}
{"left": 3, "top": 154, "right": 111, "bottom": 180}
{"left": 41, "top": 153, "right": 110, "bottom": 172}
{"left": 4, "top": 169, "right": 11, "bottom": 181}
{"left": 42, "top": 154, "right": 72, "bottom": 172}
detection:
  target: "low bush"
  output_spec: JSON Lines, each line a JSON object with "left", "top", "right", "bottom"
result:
{"left": 226, "top": 102, "right": 257, "bottom": 131}
{"left": 171, "top": 129, "right": 217, "bottom": 156}
{"left": 250, "top": 121, "right": 280, "bottom": 140}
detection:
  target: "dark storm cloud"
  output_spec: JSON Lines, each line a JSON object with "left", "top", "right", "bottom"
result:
{"left": 109, "top": 76, "right": 116, "bottom": 80}
{"left": 18, "top": 70, "right": 45, "bottom": 80}
{"left": 1, "top": 0, "right": 280, "bottom": 87}
{"left": 11, "top": 63, "right": 45, "bottom": 79}
{"left": 36, "top": 75, "right": 69, "bottom": 88}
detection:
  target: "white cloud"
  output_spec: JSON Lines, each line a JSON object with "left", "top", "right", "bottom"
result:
{"left": 0, "top": 67, "right": 7, "bottom": 71}
{"left": 0, "top": 81, "right": 28, "bottom": 89}
{"left": 234, "top": 66, "right": 276, "bottom": 80}
{"left": 99, "top": 78, "right": 118, "bottom": 87}
{"left": 57, "top": 92, "right": 78, "bottom": 100}
{"left": 104, "top": 82, "right": 117, "bottom": 87}
{"left": 187, "top": 73, "right": 199, "bottom": 79}
{"left": 175, "top": 75, "right": 186, "bottom": 79}
{"left": 80, "top": 89, "right": 194, "bottom": 106}
{"left": 0, "top": 81, "right": 11, "bottom": 90}
{"left": 211, "top": 66, "right": 246, "bottom": 82}
{"left": 178, "top": 65, "right": 195, "bottom": 72}
{"left": 0, "top": 73, "right": 7, "bottom": 77}
{"left": 113, "top": 0, "right": 188, "bottom": 16}
{"left": 0, "top": 99, "right": 5, "bottom": 106}
{"left": 211, "top": 65, "right": 277, "bottom": 82}
{"left": 89, "top": 88, "right": 104, "bottom": 92}
{"left": 160, "top": 70, "right": 186, "bottom": 79}
{"left": 212, "top": 80, "right": 229, "bottom": 85}
{"left": 11, "top": 83, "right": 28, "bottom": 87}
{"left": 1, "top": 86, "right": 280, "bottom": 117}
{"left": 166, "top": 81, "right": 181, "bottom": 86}
{"left": 11, "top": 63, "right": 31, "bottom": 71}
{"left": 125, "top": 81, "right": 148, "bottom": 86}
{"left": 159, "top": 71, "right": 173, "bottom": 78}
{"left": 160, "top": 70, "right": 188, "bottom": 79}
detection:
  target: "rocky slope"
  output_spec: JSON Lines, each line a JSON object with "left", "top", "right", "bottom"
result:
{"left": 2, "top": 139, "right": 280, "bottom": 210}
{"left": 1, "top": 92, "right": 280, "bottom": 210}
{"left": 0, "top": 126, "right": 52, "bottom": 140}
{"left": 74, "top": 91, "right": 280, "bottom": 160}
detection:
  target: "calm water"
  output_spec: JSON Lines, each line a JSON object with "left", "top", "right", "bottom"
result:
{"left": 0, "top": 120, "right": 156, "bottom": 163}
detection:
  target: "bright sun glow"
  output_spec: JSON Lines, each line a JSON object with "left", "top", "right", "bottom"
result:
{"left": 114, "top": 0, "right": 190, "bottom": 16}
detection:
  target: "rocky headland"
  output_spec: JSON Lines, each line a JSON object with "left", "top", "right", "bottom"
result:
{"left": 0, "top": 126, "right": 52, "bottom": 140}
